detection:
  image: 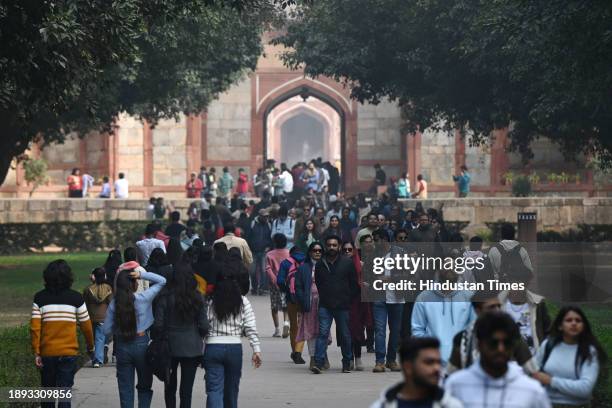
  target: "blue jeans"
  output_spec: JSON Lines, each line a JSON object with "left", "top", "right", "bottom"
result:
{"left": 373, "top": 302, "right": 404, "bottom": 364}
{"left": 93, "top": 322, "right": 108, "bottom": 364}
{"left": 315, "top": 307, "right": 352, "bottom": 367}
{"left": 115, "top": 334, "right": 153, "bottom": 408}
{"left": 41, "top": 356, "right": 77, "bottom": 408}
{"left": 204, "top": 344, "right": 243, "bottom": 408}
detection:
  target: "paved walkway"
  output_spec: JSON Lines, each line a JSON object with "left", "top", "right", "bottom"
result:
{"left": 72, "top": 295, "right": 400, "bottom": 407}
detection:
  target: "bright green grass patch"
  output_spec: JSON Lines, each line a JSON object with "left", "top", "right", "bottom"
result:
{"left": 0, "top": 252, "right": 107, "bottom": 327}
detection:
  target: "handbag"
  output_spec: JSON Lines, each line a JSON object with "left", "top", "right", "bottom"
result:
{"left": 146, "top": 295, "right": 171, "bottom": 382}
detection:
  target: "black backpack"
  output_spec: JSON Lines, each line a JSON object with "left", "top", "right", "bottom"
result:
{"left": 496, "top": 243, "right": 533, "bottom": 283}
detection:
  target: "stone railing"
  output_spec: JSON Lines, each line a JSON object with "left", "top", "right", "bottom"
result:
{"left": 1, "top": 197, "right": 612, "bottom": 234}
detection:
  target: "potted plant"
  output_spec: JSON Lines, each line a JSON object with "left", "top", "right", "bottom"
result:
{"left": 512, "top": 175, "right": 532, "bottom": 197}
{"left": 502, "top": 171, "right": 515, "bottom": 186}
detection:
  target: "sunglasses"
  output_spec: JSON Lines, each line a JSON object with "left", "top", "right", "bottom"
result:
{"left": 484, "top": 338, "right": 515, "bottom": 350}
{"left": 311, "top": 249, "right": 323, "bottom": 254}
{"left": 343, "top": 247, "right": 354, "bottom": 253}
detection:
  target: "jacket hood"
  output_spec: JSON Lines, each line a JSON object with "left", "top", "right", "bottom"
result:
{"left": 471, "top": 360, "right": 523, "bottom": 384}
{"left": 499, "top": 239, "right": 520, "bottom": 251}
{"left": 86, "top": 283, "right": 112, "bottom": 303}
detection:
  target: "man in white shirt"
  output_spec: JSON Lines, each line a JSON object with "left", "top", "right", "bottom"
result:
{"left": 81, "top": 173, "right": 95, "bottom": 197}
{"left": 280, "top": 163, "right": 294, "bottom": 195}
{"left": 136, "top": 224, "right": 166, "bottom": 266}
{"left": 99, "top": 176, "right": 111, "bottom": 198}
{"left": 114, "top": 172, "right": 129, "bottom": 198}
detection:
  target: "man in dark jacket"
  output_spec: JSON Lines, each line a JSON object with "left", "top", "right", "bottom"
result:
{"left": 312, "top": 235, "right": 359, "bottom": 374}
{"left": 247, "top": 209, "right": 272, "bottom": 295}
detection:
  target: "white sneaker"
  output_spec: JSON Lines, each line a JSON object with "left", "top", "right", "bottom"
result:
{"left": 282, "top": 322, "right": 290, "bottom": 338}
{"left": 272, "top": 328, "right": 281, "bottom": 337}
{"left": 93, "top": 362, "right": 101, "bottom": 368}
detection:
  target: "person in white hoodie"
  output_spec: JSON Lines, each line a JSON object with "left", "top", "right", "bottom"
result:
{"left": 411, "top": 265, "right": 475, "bottom": 365}
{"left": 371, "top": 337, "right": 463, "bottom": 408}
{"left": 445, "top": 312, "right": 551, "bottom": 408}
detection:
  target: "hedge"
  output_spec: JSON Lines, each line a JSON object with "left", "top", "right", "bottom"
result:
{"left": 0, "top": 221, "right": 150, "bottom": 255}
{"left": 0, "top": 325, "right": 88, "bottom": 408}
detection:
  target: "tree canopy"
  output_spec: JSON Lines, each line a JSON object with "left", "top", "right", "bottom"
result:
{"left": 0, "top": 0, "right": 277, "bottom": 185}
{"left": 276, "top": 0, "right": 612, "bottom": 167}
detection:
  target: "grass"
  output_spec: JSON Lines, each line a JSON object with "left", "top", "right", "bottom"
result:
{"left": 0, "top": 252, "right": 106, "bottom": 327}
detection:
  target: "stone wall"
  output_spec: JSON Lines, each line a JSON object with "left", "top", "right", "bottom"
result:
{"left": 420, "top": 127, "right": 455, "bottom": 192}
{"left": 116, "top": 114, "right": 145, "bottom": 187}
{"left": 152, "top": 116, "right": 187, "bottom": 186}
{"left": 356, "top": 100, "right": 402, "bottom": 181}
{"left": 2, "top": 198, "right": 612, "bottom": 237}
{"left": 206, "top": 77, "right": 252, "bottom": 161}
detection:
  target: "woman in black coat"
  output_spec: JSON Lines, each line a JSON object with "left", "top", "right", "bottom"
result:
{"left": 154, "top": 261, "right": 208, "bottom": 408}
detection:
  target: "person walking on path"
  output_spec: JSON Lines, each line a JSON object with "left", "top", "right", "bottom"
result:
{"left": 295, "top": 242, "right": 327, "bottom": 369}
{"left": 265, "top": 233, "right": 291, "bottom": 338}
{"left": 370, "top": 337, "right": 464, "bottom": 408}
{"left": 445, "top": 312, "right": 551, "bottom": 408}
{"left": 533, "top": 306, "right": 607, "bottom": 407}
{"left": 103, "top": 266, "right": 167, "bottom": 408}
{"left": 452, "top": 165, "right": 471, "bottom": 197}
{"left": 311, "top": 235, "right": 360, "bottom": 374}
{"left": 247, "top": 209, "right": 272, "bottom": 295}
{"left": 154, "top": 262, "right": 209, "bottom": 408}
{"left": 204, "top": 275, "right": 261, "bottom": 408}
{"left": 31, "top": 260, "right": 95, "bottom": 408}
{"left": 214, "top": 223, "right": 253, "bottom": 269}
{"left": 83, "top": 267, "right": 113, "bottom": 368}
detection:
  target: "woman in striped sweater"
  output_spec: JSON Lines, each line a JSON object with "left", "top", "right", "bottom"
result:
{"left": 204, "top": 275, "right": 262, "bottom": 408}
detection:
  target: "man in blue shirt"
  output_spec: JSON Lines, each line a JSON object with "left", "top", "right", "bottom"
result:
{"left": 452, "top": 165, "right": 471, "bottom": 197}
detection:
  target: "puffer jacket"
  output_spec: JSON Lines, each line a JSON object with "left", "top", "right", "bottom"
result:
{"left": 83, "top": 283, "right": 113, "bottom": 323}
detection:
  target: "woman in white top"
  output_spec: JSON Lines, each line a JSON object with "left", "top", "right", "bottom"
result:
{"left": 204, "top": 276, "right": 261, "bottom": 408}
{"left": 533, "top": 306, "right": 607, "bottom": 407}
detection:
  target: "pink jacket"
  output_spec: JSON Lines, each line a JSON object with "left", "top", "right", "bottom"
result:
{"left": 265, "top": 248, "right": 290, "bottom": 285}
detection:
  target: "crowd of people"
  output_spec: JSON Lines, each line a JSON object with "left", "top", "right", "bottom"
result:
{"left": 33, "top": 158, "right": 606, "bottom": 408}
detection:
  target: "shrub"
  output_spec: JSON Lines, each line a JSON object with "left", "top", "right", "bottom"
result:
{"left": 0, "top": 221, "right": 150, "bottom": 254}
{"left": 512, "top": 175, "right": 532, "bottom": 197}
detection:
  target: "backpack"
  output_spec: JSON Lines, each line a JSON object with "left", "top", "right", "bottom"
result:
{"left": 496, "top": 243, "right": 532, "bottom": 283}
{"left": 277, "top": 257, "right": 301, "bottom": 302}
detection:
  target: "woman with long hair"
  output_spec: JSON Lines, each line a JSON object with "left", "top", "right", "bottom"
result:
{"left": 294, "top": 242, "right": 326, "bottom": 369}
{"left": 145, "top": 248, "right": 173, "bottom": 281}
{"left": 295, "top": 218, "right": 320, "bottom": 254}
{"left": 396, "top": 172, "right": 410, "bottom": 198}
{"left": 103, "top": 249, "right": 123, "bottom": 286}
{"left": 154, "top": 262, "right": 208, "bottom": 408}
{"left": 83, "top": 267, "right": 113, "bottom": 367}
{"left": 120, "top": 247, "right": 149, "bottom": 293}
{"left": 167, "top": 237, "right": 184, "bottom": 266}
{"left": 225, "top": 247, "right": 251, "bottom": 296}
{"left": 193, "top": 245, "right": 222, "bottom": 295}
{"left": 322, "top": 215, "right": 345, "bottom": 242}
{"left": 205, "top": 275, "right": 261, "bottom": 408}
{"left": 346, "top": 243, "right": 371, "bottom": 371}
{"left": 533, "top": 306, "right": 607, "bottom": 407}
{"left": 103, "top": 263, "right": 166, "bottom": 408}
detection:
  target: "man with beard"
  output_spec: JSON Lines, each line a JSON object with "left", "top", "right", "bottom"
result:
{"left": 445, "top": 312, "right": 550, "bottom": 408}
{"left": 370, "top": 337, "right": 463, "bottom": 407}
{"left": 355, "top": 212, "right": 380, "bottom": 249}
{"left": 311, "top": 235, "right": 359, "bottom": 374}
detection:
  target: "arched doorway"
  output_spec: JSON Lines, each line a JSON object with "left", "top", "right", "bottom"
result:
{"left": 258, "top": 83, "right": 353, "bottom": 190}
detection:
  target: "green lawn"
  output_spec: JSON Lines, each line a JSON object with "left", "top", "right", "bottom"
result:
{"left": 0, "top": 252, "right": 107, "bottom": 327}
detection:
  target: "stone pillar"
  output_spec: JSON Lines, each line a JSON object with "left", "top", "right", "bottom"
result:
{"left": 143, "top": 121, "right": 153, "bottom": 195}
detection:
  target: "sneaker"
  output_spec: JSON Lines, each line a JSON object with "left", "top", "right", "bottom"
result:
{"left": 355, "top": 357, "right": 364, "bottom": 371}
{"left": 93, "top": 362, "right": 101, "bottom": 368}
{"left": 282, "top": 323, "right": 290, "bottom": 338}
{"left": 386, "top": 361, "right": 401, "bottom": 372}
{"left": 311, "top": 365, "right": 323, "bottom": 374}
{"left": 323, "top": 356, "right": 330, "bottom": 370}
{"left": 373, "top": 363, "right": 386, "bottom": 373}
{"left": 293, "top": 353, "right": 306, "bottom": 364}
{"left": 103, "top": 345, "right": 109, "bottom": 364}
{"left": 342, "top": 364, "right": 352, "bottom": 373}
{"left": 272, "top": 328, "right": 281, "bottom": 337}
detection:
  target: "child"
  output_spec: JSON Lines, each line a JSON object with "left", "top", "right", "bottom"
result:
{"left": 83, "top": 267, "right": 113, "bottom": 367}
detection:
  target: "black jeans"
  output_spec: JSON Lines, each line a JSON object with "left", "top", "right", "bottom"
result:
{"left": 164, "top": 356, "right": 201, "bottom": 408}
{"left": 41, "top": 356, "right": 77, "bottom": 408}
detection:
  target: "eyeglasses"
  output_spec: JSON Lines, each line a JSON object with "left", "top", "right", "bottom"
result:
{"left": 343, "top": 248, "right": 353, "bottom": 253}
{"left": 484, "top": 338, "right": 515, "bottom": 350}
{"left": 311, "top": 249, "right": 323, "bottom": 254}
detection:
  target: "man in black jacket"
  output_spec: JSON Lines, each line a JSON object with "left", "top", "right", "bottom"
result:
{"left": 312, "top": 235, "right": 359, "bottom": 374}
